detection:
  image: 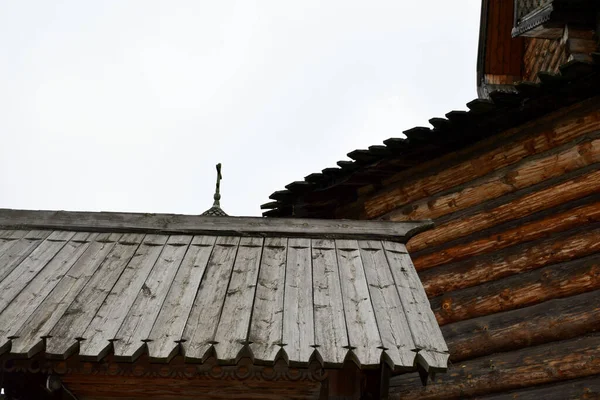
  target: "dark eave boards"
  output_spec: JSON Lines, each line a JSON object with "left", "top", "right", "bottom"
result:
{"left": 262, "top": 57, "right": 600, "bottom": 218}
{"left": 0, "top": 209, "right": 447, "bottom": 373}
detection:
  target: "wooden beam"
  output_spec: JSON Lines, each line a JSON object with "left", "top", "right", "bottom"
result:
{"left": 386, "top": 136, "right": 600, "bottom": 223}
{"left": 407, "top": 168, "right": 600, "bottom": 253}
{"left": 420, "top": 224, "right": 600, "bottom": 297}
{"left": 476, "top": 375, "right": 600, "bottom": 400}
{"left": 431, "top": 253, "right": 600, "bottom": 326}
{"left": 443, "top": 289, "right": 600, "bottom": 362}
{"left": 365, "top": 104, "right": 600, "bottom": 219}
{"left": 389, "top": 334, "right": 600, "bottom": 400}
{"left": 0, "top": 209, "right": 432, "bottom": 243}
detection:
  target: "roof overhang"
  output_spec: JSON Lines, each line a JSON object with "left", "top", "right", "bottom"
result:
{"left": 0, "top": 209, "right": 447, "bottom": 381}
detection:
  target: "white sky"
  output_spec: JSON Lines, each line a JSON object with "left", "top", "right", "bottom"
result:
{"left": 0, "top": 1, "right": 481, "bottom": 217}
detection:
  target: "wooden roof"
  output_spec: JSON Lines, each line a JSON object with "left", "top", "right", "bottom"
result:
{"left": 0, "top": 209, "right": 447, "bottom": 372}
{"left": 262, "top": 58, "right": 600, "bottom": 218}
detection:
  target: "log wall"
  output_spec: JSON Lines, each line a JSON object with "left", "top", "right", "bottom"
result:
{"left": 335, "top": 97, "right": 600, "bottom": 398}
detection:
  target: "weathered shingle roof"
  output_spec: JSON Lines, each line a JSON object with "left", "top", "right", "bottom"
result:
{"left": 262, "top": 58, "right": 600, "bottom": 218}
{"left": 0, "top": 209, "right": 447, "bottom": 372}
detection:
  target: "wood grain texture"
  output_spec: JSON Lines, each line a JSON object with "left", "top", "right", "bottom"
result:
{"left": 183, "top": 236, "right": 240, "bottom": 362}
{"left": 433, "top": 253, "right": 600, "bottom": 326}
{"left": 389, "top": 334, "right": 600, "bottom": 400}
{"left": 358, "top": 240, "right": 415, "bottom": 369}
{"left": 0, "top": 231, "right": 74, "bottom": 314}
{"left": 443, "top": 289, "right": 600, "bottom": 362}
{"left": 408, "top": 168, "right": 600, "bottom": 253}
{"left": 248, "top": 237, "right": 287, "bottom": 363}
{"left": 0, "top": 229, "right": 445, "bottom": 370}
{"left": 336, "top": 239, "right": 382, "bottom": 367}
{"left": 414, "top": 199, "right": 600, "bottom": 271}
{"left": 0, "top": 230, "right": 28, "bottom": 256}
{"left": 113, "top": 235, "right": 192, "bottom": 361}
{"left": 383, "top": 242, "right": 448, "bottom": 371}
{"left": 283, "top": 238, "right": 315, "bottom": 365}
{"left": 475, "top": 375, "right": 600, "bottom": 400}
{"left": 523, "top": 37, "right": 567, "bottom": 81}
{"left": 146, "top": 235, "right": 216, "bottom": 362}
{"left": 0, "top": 231, "right": 50, "bottom": 283}
{"left": 311, "top": 239, "right": 348, "bottom": 367}
{"left": 0, "top": 208, "right": 431, "bottom": 243}
{"left": 368, "top": 109, "right": 600, "bottom": 219}
{"left": 9, "top": 233, "right": 121, "bottom": 357}
{"left": 421, "top": 224, "right": 600, "bottom": 297}
{"left": 0, "top": 233, "right": 94, "bottom": 352}
{"left": 213, "top": 237, "right": 263, "bottom": 363}
{"left": 387, "top": 136, "right": 600, "bottom": 224}
{"left": 45, "top": 233, "right": 143, "bottom": 358}
{"left": 79, "top": 235, "right": 167, "bottom": 360}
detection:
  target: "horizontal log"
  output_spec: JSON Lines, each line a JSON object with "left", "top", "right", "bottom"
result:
{"left": 364, "top": 104, "right": 600, "bottom": 218}
{"left": 475, "top": 375, "right": 600, "bottom": 400}
{"left": 421, "top": 224, "right": 600, "bottom": 297}
{"left": 387, "top": 136, "right": 600, "bottom": 223}
{"left": 443, "top": 289, "right": 600, "bottom": 362}
{"left": 407, "top": 168, "right": 600, "bottom": 253}
{"left": 389, "top": 333, "right": 600, "bottom": 400}
{"left": 431, "top": 253, "right": 600, "bottom": 326}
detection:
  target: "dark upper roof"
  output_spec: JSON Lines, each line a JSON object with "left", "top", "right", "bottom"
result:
{"left": 261, "top": 57, "right": 600, "bottom": 218}
{"left": 0, "top": 209, "right": 446, "bottom": 372}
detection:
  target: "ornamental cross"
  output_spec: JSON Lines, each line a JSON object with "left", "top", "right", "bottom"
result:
{"left": 213, "top": 163, "right": 223, "bottom": 206}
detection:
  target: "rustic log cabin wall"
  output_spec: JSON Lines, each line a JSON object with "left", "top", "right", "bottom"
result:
{"left": 330, "top": 97, "right": 600, "bottom": 398}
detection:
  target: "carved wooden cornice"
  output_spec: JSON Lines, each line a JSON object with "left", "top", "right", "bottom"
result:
{"left": 0, "top": 353, "right": 328, "bottom": 383}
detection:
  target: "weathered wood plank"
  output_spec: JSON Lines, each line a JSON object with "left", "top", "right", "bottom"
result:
{"left": 8, "top": 233, "right": 121, "bottom": 357}
{"left": 282, "top": 238, "right": 315, "bottom": 365}
{"left": 386, "top": 136, "right": 600, "bottom": 223}
{"left": 0, "top": 231, "right": 74, "bottom": 315}
{"left": 444, "top": 289, "right": 600, "bottom": 362}
{"left": 0, "top": 230, "right": 50, "bottom": 284}
{"left": 79, "top": 235, "right": 167, "bottom": 360}
{"left": 113, "top": 235, "right": 192, "bottom": 361}
{"left": 475, "top": 375, "right": 600, "bottom": 400}
{"left": 213, "top": 237, "right": 263, "bottom": 363}
{"left": 365, "top": 105, "right": 600, "bottom": 218}
{"left": 0, "top": 209, "right": 432, "bottom": 243}
{"left": 0, "top": 230, "right": 28, "bottom": 254}
{"left": 0, "top": 233, "right": 94, "bottom": 352}
{"left": 146, "top": 236, "right": 216, "bottom": 362}
{"left": 311, "top": 238, "right": 348, "bottom": 367}
{"left": 421, "top": 225, "right": 600, "bottom": 297}
{"left": 336, "top": 239, "right": 382, "bottom": 368}
{"left": 183, "top": 236, "right": 240, "bottom": 362}
{"left": 433, "top": 253, "right": 600, "bottom": 326}
{"left": 389, "top": 334, "right": 600, "bottom": 400}
{"left": 407, "top": 168, "right": 600, "bottom": 253}
{"left": 383, "top": 242, "right": 448, "bottom": 371}
{"left": 45, "top": 233, "right": 144, "bottom": 358}
{"left": 248, "top": 237, "right": 287, "bottom": 363}
{"left": 358, "top": 240, "right": 415, "bottom": 369}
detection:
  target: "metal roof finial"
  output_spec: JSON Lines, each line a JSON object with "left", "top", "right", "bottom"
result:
{"left": 213, "top": 163, "right": 223, "bottom": 206}
{"left": 201, "top": 163, "right": 228, "bottom": 217}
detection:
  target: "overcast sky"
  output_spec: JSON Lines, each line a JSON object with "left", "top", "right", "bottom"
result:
{"left": 0, "top": 1, "right": 481, "bottom": 217}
